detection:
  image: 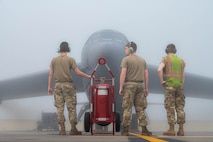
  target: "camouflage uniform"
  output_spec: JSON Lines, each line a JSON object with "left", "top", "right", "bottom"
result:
{"left": 120, "top": 54, "right": 150, "bottom": 130}
{"left": 161, "top": 54, "right": 186, "bottom": 125}
{"left": 122, "top": 82, "right": 148, "bottom": 127}
{"left": 158, "top": 45, "right": 186, "bottom": 136}
{"left": 164, "top": 86, "right": 185, "bottom": 124}
{"left": 49, "top": 42, "right": 85, "bottom": 135}
{"left": 54, "top": 82, "right": 77, "bottom": 124}
{"left": 50, "top": 54, "right": 78, "bottom": 125}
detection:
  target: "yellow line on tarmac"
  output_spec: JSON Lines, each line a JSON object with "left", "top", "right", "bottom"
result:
{"left": 129, "top": 132, "right": 168, "bottom": 142}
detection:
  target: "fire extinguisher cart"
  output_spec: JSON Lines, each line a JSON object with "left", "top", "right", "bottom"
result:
{"left": 84, "top": 57, "right": 120, "bottom": 135}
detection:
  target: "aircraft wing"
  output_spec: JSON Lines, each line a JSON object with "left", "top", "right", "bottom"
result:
{"left": 148, "top": 65, "right": 213, "bottom": 99}
{"left": 184, "top": 72, "right": 213, "bottom": 99}
{"left": 0, "top": 71, "right": 49, "bottom": 101}
{"left": 0, "top": 64, "right": 87, "bottom": 102}
{"left": 1, "top": 64, "right": 213, "bottom": 103}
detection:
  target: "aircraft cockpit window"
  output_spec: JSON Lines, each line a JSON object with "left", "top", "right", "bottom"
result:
{"left": 113, "top": 34, "right": 128, "bottom": 44}
{"left": 88, "top": 34, "right": 100, "bottom": 43}
{"left": 101, "top": 32, "right": 128, "bottom": 43}
{"left": 101, "top": 32, "right": 113, "bottom": 40}
{"left": 114, "top": 35, "right": 127, "bottom": 43}
{"left": 87, "top": 31, "right": 128, "bottom": 44}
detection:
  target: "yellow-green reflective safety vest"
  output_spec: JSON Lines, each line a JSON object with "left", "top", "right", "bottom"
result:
{"left": 163, "top": 55, "right": 184, "bottom": 87}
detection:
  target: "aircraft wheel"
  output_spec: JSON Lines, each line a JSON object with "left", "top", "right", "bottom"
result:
{"left": 115, "top": 112, "right": 120, "bottom": 132}
{"left": 84, "top": 112, "right": 90, "bottom": 132}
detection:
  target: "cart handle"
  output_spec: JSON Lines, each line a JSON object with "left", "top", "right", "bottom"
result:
{"left": 98, "top": 57, "right": 106, "bottom": 65}
{"left": 91, "top": 57, "right": 114, "bottom": 78}
{"left": 90, "top": 56, "right": 115, "bottom": 86}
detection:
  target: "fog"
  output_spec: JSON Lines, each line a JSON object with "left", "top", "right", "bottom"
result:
{"left": 0, "top": 0, "right": 213, "bottom": 131}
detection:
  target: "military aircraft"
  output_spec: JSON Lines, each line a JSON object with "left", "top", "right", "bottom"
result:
{"left": 1, "top": 29, "right": 213, "bottom": 125}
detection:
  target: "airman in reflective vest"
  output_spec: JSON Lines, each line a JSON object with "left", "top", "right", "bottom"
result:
{"left": 157, "top": 43, "right": 186, "bottom": 136}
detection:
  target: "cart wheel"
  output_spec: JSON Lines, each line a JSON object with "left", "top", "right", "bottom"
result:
{"left": 115, "top": 112, "right": 120, "bottom": 132}
{"left": 84, "top": 112, "right": 90, "bottom": 132}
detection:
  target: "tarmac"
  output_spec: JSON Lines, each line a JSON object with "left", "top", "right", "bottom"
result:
{"left": 0, "top": 131, "right": 213, "bottom": 142}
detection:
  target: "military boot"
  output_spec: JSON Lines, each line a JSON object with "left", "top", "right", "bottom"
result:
{"left": 177, "top": 124, "right": 184, "bottom": 136}
{"left": 141, "top": 126, "right": 152, "bottom": 136}
{"left": 121, "top": 126, "right": 129, "bottom": 136}
{"left": 163, "top": 124, "right": 175, "bottom": 136}
{"left": 59, "top": 123, "right": 66, "bottom": 135}
{"left": 70, "top": 122, "right": 82, "bottom": 135}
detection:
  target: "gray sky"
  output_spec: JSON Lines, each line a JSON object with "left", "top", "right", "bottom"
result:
{"left": 1, "top": 0, "right": 213, "bottom": 79}
{"left": 0, "top": 0, "right": 213, "bottom": 123}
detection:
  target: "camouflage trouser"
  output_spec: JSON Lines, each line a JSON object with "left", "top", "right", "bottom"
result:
{"left": 164, "top": 86, "right": 185, "bottom": 124}
{"left": 54, "top": 82, "right": 77, "bottom": 124}
{"left": 122, "top": 82, "right": 148, "bottom": 127}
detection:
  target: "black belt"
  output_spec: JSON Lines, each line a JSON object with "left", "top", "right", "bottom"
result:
{"left": 126, "top": 81, "right": 143, "bottom": 83}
